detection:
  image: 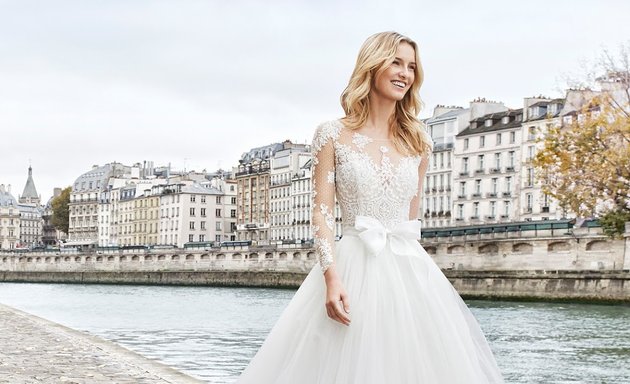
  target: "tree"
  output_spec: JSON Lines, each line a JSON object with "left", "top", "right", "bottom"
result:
{"left": 51, "top": 186, "right": 71, "bottom": 234}
{"left": 533, "top": 43, "right": 630, "bottom": 237}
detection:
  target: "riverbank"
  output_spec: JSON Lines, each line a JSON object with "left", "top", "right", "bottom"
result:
{"left": 0, "top": 303, "right": 203, "bottom": 383}
{"left": 1, "top": 269, "right": 629, "bottom": 303}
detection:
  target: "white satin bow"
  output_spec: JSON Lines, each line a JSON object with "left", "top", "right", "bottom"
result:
{"left": 354, "top": 215, "right": 422, "bottom": 257}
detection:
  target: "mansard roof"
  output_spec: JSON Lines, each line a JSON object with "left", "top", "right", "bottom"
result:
{"left": 0, "top": 189, "right": 18, "bottom": 207}
{"left": 457, "top": 108, "right": 523, "bottom": 137}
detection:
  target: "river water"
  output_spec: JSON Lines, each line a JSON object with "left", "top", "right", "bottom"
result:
{"left": 0, "top": 283, "right": 628, "bottom": 383}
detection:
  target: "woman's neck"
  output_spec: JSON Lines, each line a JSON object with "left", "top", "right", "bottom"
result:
{"left": 365, "top": 95, "right": 396, "bottom": 139}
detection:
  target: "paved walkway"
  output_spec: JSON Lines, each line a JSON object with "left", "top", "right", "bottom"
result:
{"left": 0, "top": 303, "right": 203, "bottom": 383}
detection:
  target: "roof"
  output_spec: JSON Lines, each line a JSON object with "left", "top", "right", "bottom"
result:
{"left": 425, "top": 108, "right": 469, "bottom": 124}
{"left": 21, "top": 166, "right": 39, "bottom": 200}
{"left": 0, "top": 190, "right": 18, "bottom": 207}
{"left": 181, "top": 183, "right": 223, "bottom": 195}
{"left": 457, "top": 109, "right": 523, "bottom": 137}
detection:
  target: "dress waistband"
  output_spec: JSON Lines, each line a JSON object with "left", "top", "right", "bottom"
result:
{"left": 341, "top": 215, "right": 422, "bottom": 257}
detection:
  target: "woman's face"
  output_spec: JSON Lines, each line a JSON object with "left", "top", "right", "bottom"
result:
{"left": 372, "top": 42, "right": 416, "bottom": 103}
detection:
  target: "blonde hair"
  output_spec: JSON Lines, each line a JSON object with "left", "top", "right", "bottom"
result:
{"left": 340, "top": 31, "right": 433, "bottom": 156}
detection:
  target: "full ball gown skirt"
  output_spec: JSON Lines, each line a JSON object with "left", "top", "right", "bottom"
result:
{"left": 236, "top": 226, "right": 505, "bottom": 384}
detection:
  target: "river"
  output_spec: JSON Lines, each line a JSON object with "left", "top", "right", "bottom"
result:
{"left": 0, "top": 283, "right": 628, "bottom": 383}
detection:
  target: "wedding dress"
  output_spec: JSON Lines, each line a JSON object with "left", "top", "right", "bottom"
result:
{"left": 236, "top": 120, "right": 505, "bottom": 383}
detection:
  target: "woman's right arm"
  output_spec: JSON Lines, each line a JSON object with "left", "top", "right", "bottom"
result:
{"left": 311, "top": 123, "right": 351, "bottom": 326}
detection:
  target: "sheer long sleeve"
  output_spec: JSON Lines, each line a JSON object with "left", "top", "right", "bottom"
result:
{"left": 409, "top": 154, "right": 430, "bottom": 220}
{"left": 311, "top": 123, "right": 339, "bottom": 273}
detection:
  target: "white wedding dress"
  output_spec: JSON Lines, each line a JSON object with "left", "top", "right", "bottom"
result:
{"left": 236, "top": 120, "right": 505, "bottom": 383}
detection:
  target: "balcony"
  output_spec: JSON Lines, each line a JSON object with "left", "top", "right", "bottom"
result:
{"left": 471, "top": 192, "right": 481, "bottom": 198}
{"left": 542, "top": 206, "right": 550, "bottom": 213}
{"left": 446, "top": 186, "right": 451, "bottom": 191}
{"left": 474, "top": 169, "right": 485, "bottom": 175}
{"left": 505, "top": 166, "right": 515, "bottom": 172}
{"left": 502, "top": 192, "right": 512, "bottom": 197}
{"left": 486, "top": 215, "right": 495, "bottom": 220}
{"left": 458, "top": 171, "right": 469, "bottom": 177}
{"left": 431, "top": 187, "right": 437, "bottom": 192}
{"left": 490, "top": 168, "right": 500, "bottom": 174}
{"left": 486, "top": 192, "right": 497, "bottom": 198}
{"left": 455, "top": 217, "right": 464, "bottom": 221}
{"left": 456, "top": 194, "right": 467, "bottom": 200}
{"left": 469, "top": 215, "right": 479, "bottom": 220}
{"left": 500, "top": 214, "right": 509, "bottom": 219}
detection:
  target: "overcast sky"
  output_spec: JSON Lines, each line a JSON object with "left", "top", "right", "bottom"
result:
{"left": 1, "top": 0, "right": 629, "bottom": 202}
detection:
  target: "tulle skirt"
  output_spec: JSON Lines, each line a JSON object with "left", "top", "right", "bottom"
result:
{"left": 236, "top": 228, "right": 505, "bottom": 383}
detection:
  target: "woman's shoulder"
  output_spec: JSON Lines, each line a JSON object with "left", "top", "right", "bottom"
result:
{"left": 311, "top": 119, "right": 344, "bottom": 151}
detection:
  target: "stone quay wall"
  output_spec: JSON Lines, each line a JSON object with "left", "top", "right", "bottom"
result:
{"left": 1, "top": 226, "right": 629, "bottom": 302}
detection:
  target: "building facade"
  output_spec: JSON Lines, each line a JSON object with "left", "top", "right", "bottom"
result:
{"left": 0, "top": 185, "right": 20, "bottom": 250}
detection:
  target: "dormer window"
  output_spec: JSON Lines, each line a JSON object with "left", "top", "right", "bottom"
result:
{"left": 501, "top": 116, "right": 509, "bottom": 124}
{"left": 484, "top": 119, "right": 493, "bottom": 127}
{"left": 471, "top": 122, "right": 477, "bottom": 129}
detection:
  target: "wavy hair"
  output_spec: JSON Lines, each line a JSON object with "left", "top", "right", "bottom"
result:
{"left": 340, "top": 31, "right": 433, "bottom": 156}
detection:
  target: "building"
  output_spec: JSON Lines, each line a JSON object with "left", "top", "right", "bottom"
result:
{"left": 269, "top": 141, "right": 311, "bottom": 241}
{"left": 202, "top": 171, "right": 238, "bottom": 243}
{"left": 41, "top": 188, "right": 67, "bottom": 246}
{"left": 0, "top": 185, "right": 20, "bottom": 250}
{"left": 292, "top": 159, "right": 314, "bottom": 242}
{"left": 17, "top": 166, "right": 43, "bottom": 247}
{"left": 453, "top": 107, "right": 524, "bottom": 225}
{"left": 69, "top": 163, "right": 127, "bottom": 247}
{"left": 158, "top": 183, "right": 223, "bottom": 247}
{"left": 235, "top": 143, "right": 284, "bottom": 243}
{"left": 424, "top": 101, "right": 508, "bottom": 228}
{"left": 519, "top": 97, "right": 566, "bottom": 220}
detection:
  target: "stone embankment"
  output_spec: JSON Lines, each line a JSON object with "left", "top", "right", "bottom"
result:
{"left": 1, "top": 223, "right": 629, "bottom": 302}
{"left": 0, "top": 303, "right": 202, "bottom": 383}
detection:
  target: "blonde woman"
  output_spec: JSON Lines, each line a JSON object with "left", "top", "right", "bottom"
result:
{"left": 237, "top": 32, "right": 504, "bottom": 383}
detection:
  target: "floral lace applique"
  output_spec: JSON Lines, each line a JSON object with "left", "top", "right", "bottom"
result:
{"left": 352, "top": 132, "right": 373, "bottom": 149}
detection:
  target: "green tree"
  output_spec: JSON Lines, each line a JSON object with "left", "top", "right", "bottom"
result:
{"left": 533, "top": 44, "right": 630, "bottom": 237}
{"left": 51, "top": 186, "right": 71, "bottom": 234}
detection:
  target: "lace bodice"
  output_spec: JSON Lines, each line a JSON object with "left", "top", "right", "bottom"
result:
{"left": 311, "top": 120, "right": 425, "bottom": 272}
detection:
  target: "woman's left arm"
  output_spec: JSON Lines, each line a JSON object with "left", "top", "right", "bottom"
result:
{"left": 409, "top": 154, "right": 430, "bottom": 220}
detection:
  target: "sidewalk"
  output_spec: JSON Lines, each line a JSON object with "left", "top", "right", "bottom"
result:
{"left": 0, "top": 303, "right": 203, "bottom": 383}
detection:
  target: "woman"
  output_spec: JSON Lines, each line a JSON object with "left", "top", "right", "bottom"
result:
{"left": 237, "top": 31, "right": 505, "bottom": 383}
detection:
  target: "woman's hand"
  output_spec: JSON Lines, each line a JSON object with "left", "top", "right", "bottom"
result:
{"left": 324, "top": 266, "right": 351, "bottom": 326}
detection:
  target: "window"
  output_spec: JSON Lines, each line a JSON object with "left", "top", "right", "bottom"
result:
{"left": 475, "top": 179, "right": 481, "bottom": 194}
{"left": 459, "top": 181, "right": 466, "bottom": 196}
{"left": 216, "top": 196, "right": 222, "bottom": 204}
{"left": 478, "top": 155, "right": 484, "bottom": 170}
{"left": 189, "top": 234, "right": 194, "bottom": 242}
{"left": 508, "top": 151, "right": 515, "bottom": 167}
{"left": 510, "top": 131, "right": 516, "bottom": 143}
{"left": 216, "top": 209, "right": 222, "bottom": 217}
{"left": 216, "top": 222, "right": 222, "bottom": 231}
{"left": 527, "top": 145, "right": 535, "bottom": 161}
{"left": 458, "top": 204, "right": 464, "bottom": 219}
{"left": 526, "top": 194, "right": 533, "bottom": 209}
{"left": 432, "top": 153, "right": 437, "bottom": 169}
{"left": 492, "top": 178, "right": 498, "bottom": 193}
{"left": 527, "top": 168, "right": 535, "bottom": 187}
{"left": 201, "top": 195, "right": 206, "bottom": 203}
{"left": 440, "top": 153, "right": 444, "bottom": 169}
{"left": 201, "top": 208, "right": 206, "bottom": 217}
{"left": 479, "top": 136, "right": 485, "bottom": 148}
{"left": 462, "top": 157, "right": 469, "bottom": 172}
{"left": 490, "top": 201, "right": 496, "bottom": 217}
{"left": 190, "top": 195, "right": 196, "bottom": 203}
{"left": 506, "top": 176, "right": 512, "bottom": 192}
{"left": 200, "top": 221, "right": 206, "bottom": 230}
{"left": 199, "top": 234, "right": 205, "bottom": 242}
{"left": 216, "top": 235, "right": 222, "bottom": 242}
{"left": 189, "top": 221, "right": 195, "bottom": 230}
{"left": 464, "top": 138, "right": 469, "bottom": 150}
{"left": 504, "top": 201, "right": 511, "bottom": 216}
{"left": 473, "top": 202, "right": 479, "bottom": 217}
{"left": 496, "top": 133, "right": 502, "bottom": 145}
{"left": 231, "top": 209, "right": 236, "bottom": 218}
{"left": 494, "top": 153, "right": 501, "bottom": 169}
{"left": 231, "top": 197, "right": 236, "bottom": 205}
{"left": 190, "top": 207, "right": 195, "bottom": 216}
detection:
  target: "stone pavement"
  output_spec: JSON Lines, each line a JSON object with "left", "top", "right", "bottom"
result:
{"left": 0, "top": 303, "right": 203, "bottom": 383}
